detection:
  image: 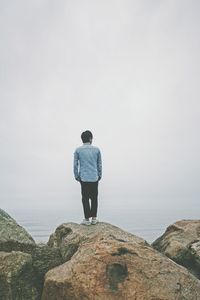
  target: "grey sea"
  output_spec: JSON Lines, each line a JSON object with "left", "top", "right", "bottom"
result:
{"left": 5, "top": 196, "right": 200, "bottom": 244}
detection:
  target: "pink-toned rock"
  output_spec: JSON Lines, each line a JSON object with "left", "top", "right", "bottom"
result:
{"left": 47, "top": 222, "right": 145, "bottom": 261}
{"left": 152, "top": 219, "right": 200, "bottom": 279}
{"left": 42, "top": 222, "right": 200, "bottom": 300}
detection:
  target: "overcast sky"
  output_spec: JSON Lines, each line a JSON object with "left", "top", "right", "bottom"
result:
{"left": 0, "top": 0, "right": 200, "bottom": 211}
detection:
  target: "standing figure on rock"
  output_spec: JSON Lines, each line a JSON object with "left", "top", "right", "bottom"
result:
{"left": 73, "top": 130, "right": 102, "bottom": 225}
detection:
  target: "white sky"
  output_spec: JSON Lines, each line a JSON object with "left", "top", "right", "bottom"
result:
{"left": 0, "top": 0, "right": 200, "bottom": 211}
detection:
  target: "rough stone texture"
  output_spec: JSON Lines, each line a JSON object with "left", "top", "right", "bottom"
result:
{"left": 0, "top": 251, "right": 39, "bottom": 300}
{"left": 0, "top": 208, "right": 36, "bottom": 253}
{"left": 47, "top": 222, "right": 146, "bottom": 261}
{"left": 32, "top": 243, "right": 63, "bottom": 292}
{"left": 0, "top": 209, "right": 64, "bottom": 299}
{"left": 152, "top": 219, "right": 200, "bottom": 279}
{"left": 47, "top": 222, "right": 81, "bottom": 261}
{"left": 42, "top": 222, "right": 200, "bottom": 300}
{"left": 47, "top": 222, "right": 144, "bottom": 262}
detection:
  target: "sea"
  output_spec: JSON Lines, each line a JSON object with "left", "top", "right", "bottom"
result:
{"left": 5, "top": 196, "right": 200, "bottom": 244}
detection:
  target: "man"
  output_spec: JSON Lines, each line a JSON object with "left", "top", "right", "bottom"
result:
{"left": 73, "top": 130, "right": 102, "bottom": 225}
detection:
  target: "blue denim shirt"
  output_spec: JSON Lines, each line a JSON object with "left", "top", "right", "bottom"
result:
{"left": 73, "top": 143, "right": 102, "bottom": 182}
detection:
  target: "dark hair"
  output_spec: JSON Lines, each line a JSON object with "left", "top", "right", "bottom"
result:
{"left": 81, "top": 130, "right": 93, "bottom": 143}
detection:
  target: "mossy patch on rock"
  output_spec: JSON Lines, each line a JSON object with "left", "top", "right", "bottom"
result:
{"left": 0, "top": 251, "right": 40, "bottom": 300}
{"left": 32, "top": 243, "right": 63, "bottom": 293}
{"left": 106, "top": 263, "right": 128, "bottom": 292}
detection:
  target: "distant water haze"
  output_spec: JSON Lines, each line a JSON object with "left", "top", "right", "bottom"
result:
{"left": 6, "top": 194, "right": 200, "bottom": 244}
{"left": 0, "top": 0, "right": 200, "bottom": 241}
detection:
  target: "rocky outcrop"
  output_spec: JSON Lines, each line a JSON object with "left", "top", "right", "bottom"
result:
{"left": 42, "top": 222, "right": 200, "bottom": 300}
{"left": 0, "top": 208, "right": 35, "bottom": 253}
{"left": 0, "top": 209, "right": 62, "bottom": 299}
{"left": 2, "top": 208, "right": 200, "bottom": 300}
{"left": 0, "top": 251, "right": 39, "bottom": 300}
{"left": 152, "top": 219, "right": 200, "bottom": 279}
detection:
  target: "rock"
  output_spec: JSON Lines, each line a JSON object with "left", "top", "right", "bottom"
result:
{"left": 47, "top": 222, "right": 146, "bottom": 261}
{"left": 0, "top": 251, "right": 39, "bottom": 300}
{"left": 152, "top": 219, "right": 200, "bottom": 279}
{"left": 42, "top": 222, "right": 200, "bottom": 300}
{"left": 47, "top": 222, "right": 82, "bottom": 261}
{"left": 0, "top": 208, "right": 36, "bottom": 253}
{"left": 0, "top": 209, "right": 64, "bottom": 299}
{"left": 32, "top": 243, "right": 63, "bottom": 292}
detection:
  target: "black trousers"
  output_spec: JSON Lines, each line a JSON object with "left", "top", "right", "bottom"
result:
{"left": 80, "top": 181, "right": 98, "bottom": 219}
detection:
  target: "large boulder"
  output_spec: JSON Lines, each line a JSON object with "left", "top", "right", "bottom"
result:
{"left": 152, "top": 219, "right": 200, "bottom": 279}
{"left": 42, "top": 222, "right": 200, "bottom": 300}
{"left": 0, "top": 251, "right": 39, "bottom": 300}
{"left": 0, "top": 208, "right": 36, "bottom": 253}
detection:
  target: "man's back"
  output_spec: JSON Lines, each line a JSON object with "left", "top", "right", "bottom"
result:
{"left": 74, "top": 143, "right": 102, "bottom": 182}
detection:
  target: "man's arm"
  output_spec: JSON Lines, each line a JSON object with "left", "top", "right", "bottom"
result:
{"left": 73, "top": 150, "right": 80, "bottom": 181}
{"left": 97, "top": 150, "right": 102, "bottom": 180}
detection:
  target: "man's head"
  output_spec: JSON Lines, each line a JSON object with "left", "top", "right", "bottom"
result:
{"left": 81, "top": 130, "right": 93, "bottom": 143}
